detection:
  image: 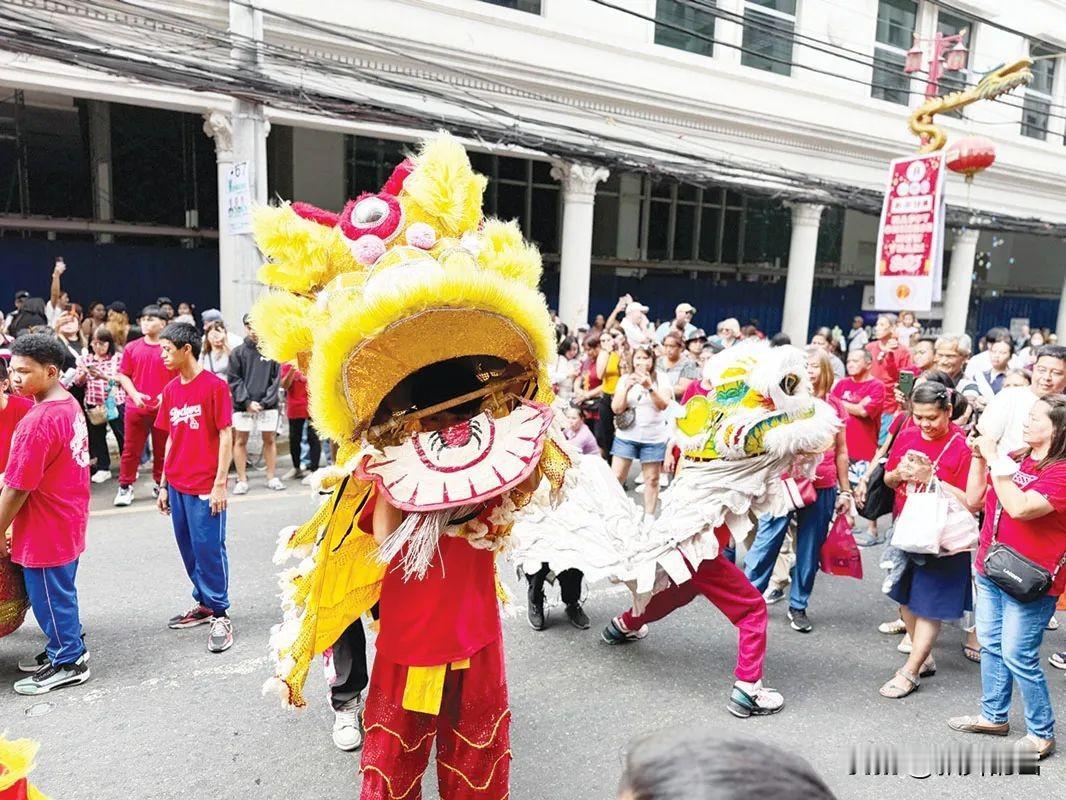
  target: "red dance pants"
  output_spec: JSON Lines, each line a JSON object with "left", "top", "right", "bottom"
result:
{"left": 359, "top": 637, "right": 510, "bottom": 800}
{"left": 118, "top": 405, "right": 167, "bottom": 488}
{"left": 621, "top": 554, "right": 768, "bottom": 682}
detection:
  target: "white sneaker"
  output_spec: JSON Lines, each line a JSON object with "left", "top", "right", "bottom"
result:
{"left": 332, "top": 698, "right": 363, "bottom": 751}
{"left": 233, "top": 481, "right": 249, "bottom": 496}
{"left": 113, "top": 486, "right": 134, "bottom": 506}
{"left": 301, "top": 473, "right": 314, "bottom": 486}
{"left": 266, "top": 477, "right": 286, "bottom": 491}
{"left": 1047, "top": 616, "right": 1059, "bottom": 632}
{"left": 91, "top": 470, "right": 112, "bottom": 484}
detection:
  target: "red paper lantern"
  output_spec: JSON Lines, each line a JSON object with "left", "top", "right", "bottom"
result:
{"left": 946, "top": 136, "right": 996, "bottom": 183}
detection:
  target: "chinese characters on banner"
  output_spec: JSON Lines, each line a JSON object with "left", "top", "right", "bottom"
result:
{"left": 225, "top": 161, "right": 253, "bottom": 236}
{"left": 874, "top": 152, "right": 946, "bottom": 313}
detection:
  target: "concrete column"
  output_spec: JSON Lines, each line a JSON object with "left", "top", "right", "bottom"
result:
{"left": 781, "top": 203, "right": 824, "bottom": 344}
{"left": 1057, "top": 271, "right": 1066, "bottom": 341}
{"left": 86, "top": 100, "right": 113, "bottom": 244}
{"left": 550, "top": 160, "right": 609, "bottom": 332}
{"left": 204, "top": 0, "right": 269, "bottom": 327}
{"left": 942, "top": 228, "right": 980, "bottom": 334}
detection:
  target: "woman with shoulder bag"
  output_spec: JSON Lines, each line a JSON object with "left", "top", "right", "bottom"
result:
{"left": 743, "top": 348, "right": 852, "bottom": 633}
{"left": 594, "top": 329, "right": 628, "bottom": 459}
{"left": 610, "top": 344, "right": 669, "bottom": 516}
{"left": 878, "top": 381, "right": 973, "bottom": 699}
{"left": 76, "top": 326, "right": 126, "bottom": 483}
{"left": 948, "top": 394, "right": 1066, "bottom": 760}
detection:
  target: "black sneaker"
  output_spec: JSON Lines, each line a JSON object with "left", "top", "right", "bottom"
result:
{"left": 788, "top": 607, "right": 813, "bottom": 633}
{"left": 13, "top": 653, "right": 90, "bottom": 696}
{"left": 169, "top": 604, "right": 214, "bottom": 629}
{"left": 565, "top": 603, "right": 590, "bottom": 630}
{"left": 527, "top": 581, "right": 546, "bottom": 631}
{"left": 18, "top": 634, "right": 89, "bottom": 673}
{"left": 763, "top": 587, "right": 785, "bottom": 605}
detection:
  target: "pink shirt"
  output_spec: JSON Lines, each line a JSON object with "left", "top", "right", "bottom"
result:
{"left": 119, "top": 338, "right": 177, "bottom": 410}
{"left": 813, "top": 395, "right": 848, "bottom": 489}
{"left": 5, "top": 396, "right": 91, "bottom": 567}
{"left": 830, "top": 377, "right": 885, "bottom": 462}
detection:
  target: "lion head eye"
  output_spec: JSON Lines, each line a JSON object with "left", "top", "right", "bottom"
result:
{"left": 351, "top": 196, "right": 390, "bottom": 228}
{"left": 779, "top": 373, "right": 800, "bottom": 395}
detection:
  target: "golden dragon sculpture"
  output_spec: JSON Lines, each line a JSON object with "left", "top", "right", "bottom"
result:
{"left": 909, "top": 58, "right": 1033, "bottom": 152}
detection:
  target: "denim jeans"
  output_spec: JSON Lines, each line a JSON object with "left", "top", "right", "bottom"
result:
{"left": 744, "top": 488, "right": 837, "bottom": 611}
{"left": 975, "top": 573, "right": 1058, "bottom": 739}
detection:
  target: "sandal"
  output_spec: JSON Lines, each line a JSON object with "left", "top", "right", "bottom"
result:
{"left": 963, "top": 645, "right": 981, "bottom": 664}
{"left": 920, "top": 658, "right": 936, "bottom": 678}
{"left": 879, "top": 669, "right": 919, "bottom": 699}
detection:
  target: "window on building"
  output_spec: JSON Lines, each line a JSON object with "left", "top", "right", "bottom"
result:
{"left": 476, "top": 0, "right": 541, "bottom": 13}
{"left": 654, "top": 0, "right": 716, "bottom": 58}
{"left": 935, "top": 10, "right": 973, "bottom": 117}
{"left": 871, "top": 0, "right": 917, "bottom": 105}
{"left": 345, "top": 136, "right": 408, "bottom": 197}
{"left": 1022, "top": 44, "right": 1056, "bottom": 140}
{"left": 741, "top": 0, "right": 796, "bottom": 77}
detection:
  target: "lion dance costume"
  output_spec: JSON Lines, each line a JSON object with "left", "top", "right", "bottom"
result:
{"left": 251, "top": 134, "right": 572, "bottom": 799}
{"left": 514, "top": 342, "right": 840, "bottom": 715}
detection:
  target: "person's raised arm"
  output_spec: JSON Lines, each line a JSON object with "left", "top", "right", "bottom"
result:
{"left": 49, "top": 260, "right": 64, "bottom": 307}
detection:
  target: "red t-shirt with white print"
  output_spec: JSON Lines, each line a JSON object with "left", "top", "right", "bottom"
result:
{"left": 156, "top": 370, "right": 233, "bottom": 495}
{"left": 977, "top": 458, "right": 1066, "bottom": 597}
{"left": 5, "top": 395, "right": 91, "bottom": 568}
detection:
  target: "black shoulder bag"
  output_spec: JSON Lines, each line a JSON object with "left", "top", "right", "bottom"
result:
{"left": 857, "top": 425, "right": 900, "bottom": 522}
{"left": 983, "top": 502, "right": 1066, "bottom": 603}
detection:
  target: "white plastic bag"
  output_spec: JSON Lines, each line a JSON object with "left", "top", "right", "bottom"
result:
{"left": 937, "top": 494, "right": 980, "bottom": 555}
{"left": 891, "top": 479, "right": 946, "bottom": 555}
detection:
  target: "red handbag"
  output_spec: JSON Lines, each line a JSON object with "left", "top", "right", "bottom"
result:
{"left": 820, "top": 514, "right": 863, "bottom": 579}
{"left": 781, "top": 473, "right": 817, "bottom": 512}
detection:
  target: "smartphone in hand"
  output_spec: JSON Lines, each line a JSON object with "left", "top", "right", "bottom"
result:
{"left": 897, "top": 371, "right": 915, "bottom": 397}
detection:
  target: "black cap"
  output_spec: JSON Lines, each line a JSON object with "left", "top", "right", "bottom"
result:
{"left": 107, "top": 301, "right": 127, "bottom": 314}
{"left": 14, "top": 290, "right": 29, "bottom": 300}
{"left": 242, "top": 313, "right": 252, "bottom": 326}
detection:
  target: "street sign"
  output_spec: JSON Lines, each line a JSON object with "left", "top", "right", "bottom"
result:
{"left": 225, "top": 160, "right": 253, "bottom": 236}
{"left": 874, "top": 152, "right": 946, "bottom": 313}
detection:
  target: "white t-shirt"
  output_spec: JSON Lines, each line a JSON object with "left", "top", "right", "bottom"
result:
{"left": 621, "top": 318, "right": 652, "bottom": 347}
{"left": 977, "top": 386, "right": 1039, "bottom": 457}
{"left": 618, "top": 381, "right": 667, "bottom": 444}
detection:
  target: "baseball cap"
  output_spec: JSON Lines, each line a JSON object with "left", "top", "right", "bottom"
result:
{"left": 685, "top": 327, "right": 707, "bottom": 342}
{"left": 676, "top": 302, "right": 696, "bottom": 315}
{"left": 107, "top": 301, "right": 126, "bottom": 314}
{"left": 202, "top": 308, "right": 224, "bottom": 325}
{"left": 14, "top": 290, "right": 29, "bottom": 301}
{"left": 625, "top": 301, "right": 649, "bottom": 315}
{"left": 242, "top": 313, "right": 253, "bottom": 326}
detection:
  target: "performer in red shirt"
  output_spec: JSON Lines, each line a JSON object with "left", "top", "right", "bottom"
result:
{"left": 281, "top": 363, "right": 319, "bottom": 481}
{"left": 113, "top": 305, "right": 177, "bottom": 506}
{"left": 0, "top": 333, "right": 91, "bottom": 695}
{"left": 155, "top": 322, "right": 235, "bottom": 654}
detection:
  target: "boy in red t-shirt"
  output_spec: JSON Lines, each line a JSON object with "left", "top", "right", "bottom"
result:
{"left": 113, "top": 305, "right": 178, "bottom": 507}
{"left": 0, "top": 333, "right": 91, "bottom": 695}
{"left": 0, "top": 358, "right": 33, "bottom": 475}
{"left": 154, "top": 322, "right": 235, "bottom": 654}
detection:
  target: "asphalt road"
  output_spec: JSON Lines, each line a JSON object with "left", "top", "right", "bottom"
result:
{"left": 2, "top": 474, "right": 1064, "bottom": 799}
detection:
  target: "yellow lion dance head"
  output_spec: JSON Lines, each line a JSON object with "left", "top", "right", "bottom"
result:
{"left": 251, "top": 133, "right": 572, "bottom": 707}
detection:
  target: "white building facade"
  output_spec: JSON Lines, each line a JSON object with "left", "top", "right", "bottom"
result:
{"left": 1, "top": 0, "right": 1065, "bottom": 339}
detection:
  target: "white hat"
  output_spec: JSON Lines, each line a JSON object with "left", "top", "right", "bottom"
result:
{"left": 626, "top": 301, "right": 649, "bottom": 315}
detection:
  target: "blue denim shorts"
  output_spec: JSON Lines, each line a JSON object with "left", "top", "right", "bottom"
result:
{"left": 611, "top": 437, "right": 667, "bottom": 463}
